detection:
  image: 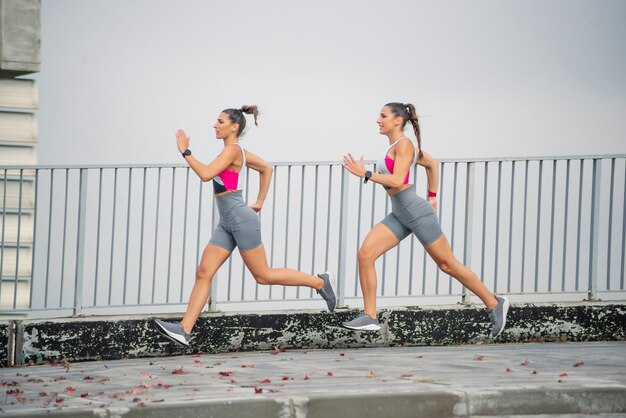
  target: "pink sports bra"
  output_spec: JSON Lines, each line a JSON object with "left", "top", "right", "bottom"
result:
{"left": 376, "top": 137, "right": 416, "bottom": 187}
{"left": 213, "top": 143, "right": 247, "bottom": 194}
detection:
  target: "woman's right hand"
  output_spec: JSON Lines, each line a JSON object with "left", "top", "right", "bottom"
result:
{"left": 342, "top": 153, "right": 366, "bottom": 178}
{"left": 176, "top": 129, "right": 190, "bottom": 153}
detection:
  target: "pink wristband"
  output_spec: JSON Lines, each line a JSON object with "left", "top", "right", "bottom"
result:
{"left": 428, "top": 190, "right": 437, "bottom": 198}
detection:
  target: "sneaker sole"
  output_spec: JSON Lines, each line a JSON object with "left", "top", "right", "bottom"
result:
{"left": 492, "top": 297, "right": 510, "bottom": 337}
{"left": 154, "top": 320, "right": 190, "bottom": 347}
{"left": 342, "top": 323, "right": 381, "bottom": 331}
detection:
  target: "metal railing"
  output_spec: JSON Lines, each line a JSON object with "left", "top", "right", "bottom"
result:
{"left": 1, "top": 154, "right": 625, "bottom": 318}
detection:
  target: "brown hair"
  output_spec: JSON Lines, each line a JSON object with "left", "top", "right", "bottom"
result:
{"left": 222, "top": 105, "right": 259, "bottom": 136}
{"left": 385, "top": 102, "right": 423, "bottom": 159}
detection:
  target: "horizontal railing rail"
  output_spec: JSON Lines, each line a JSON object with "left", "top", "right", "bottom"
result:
{"left": 1, "top": 154, "right": 625, "bottom": 318}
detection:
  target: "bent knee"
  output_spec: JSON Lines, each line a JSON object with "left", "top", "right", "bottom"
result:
{"left": 195, "top": 266, "right": 213, "bottom": 282}
{"left": 252, "top": 272, "right": 273, "bottom": 285}
{"left": 436, "top": 258, "right": 458, "bottom": 275}
{"left": 358, "top": 246, "right": 378, "bottom": 264}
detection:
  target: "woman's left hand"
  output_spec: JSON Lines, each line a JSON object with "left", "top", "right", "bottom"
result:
{"left": 250, "top": 201, "right": 263, "bottom": 213}
{"left": 176, "top": 129, "right": 190, "bottom": 153}
{"left": 342, "top": 153, "right": 366, "bottom": 178}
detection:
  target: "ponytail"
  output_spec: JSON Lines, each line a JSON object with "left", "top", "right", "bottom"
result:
{"left": 405, "top": 103, "right": 423, "bottom": 159}
{"left": 385, "top": 102, "right": 423, "bottom": 159}
{"left": 240, "top": 105, "right": 259, "bottom": 127}
{"left": 222, "top": 105, "right": 260, "bottom": 136}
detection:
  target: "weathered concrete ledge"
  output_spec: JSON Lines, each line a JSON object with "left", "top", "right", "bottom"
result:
{"left": 5, "top": 302, "right": 626, "bottom": 366}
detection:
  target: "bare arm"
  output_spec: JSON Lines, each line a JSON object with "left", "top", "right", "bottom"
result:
{"left": 243, "top": 149, "right": 273, "bottom": 212}
{"left": 176, "top": 129, "right": 238, "bottom": 182}
{"left": 416, "top": 149, "right": 439, "bottom": 209}
{"left": 342, "top": 140, "right": 414, "bottom": 189}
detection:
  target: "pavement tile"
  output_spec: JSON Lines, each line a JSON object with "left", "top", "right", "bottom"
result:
{"left": 1, "top": 341, "right": 625, "bottom": 417}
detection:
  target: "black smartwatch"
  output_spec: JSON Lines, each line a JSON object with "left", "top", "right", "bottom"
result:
{"left": 363, "top": 170, "right": 372, "bottom": 183}
{"left": 182, "top": 149, "right": 192, "bottom": 158}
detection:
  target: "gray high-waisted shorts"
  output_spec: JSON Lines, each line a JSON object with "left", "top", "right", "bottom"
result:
{"left": 381, "top": 187, "right": 443, "bottom": 247}
{"left": 208, "top": 191, "right": 262, "bottom": 252}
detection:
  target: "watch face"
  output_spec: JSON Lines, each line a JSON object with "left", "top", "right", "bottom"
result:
{"left": 184, "top": 149, "right": 191, "bottom": 156}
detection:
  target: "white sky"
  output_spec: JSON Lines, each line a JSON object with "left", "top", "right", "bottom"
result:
{"left": 34, "top": 0, "right": 626, "bottom": 165}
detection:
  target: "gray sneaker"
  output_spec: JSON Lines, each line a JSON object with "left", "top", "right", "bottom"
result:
{"left": 488, "top": 295, "right": 510, "bottom": 337}
{"left": 317, "top": 271, "right": 337, "bottom": 312}
{"left": 342, "top": 312, "right": 380, "bottom": 331}
{"left": 154, "top": 319, "right": 191, "bottom": 346}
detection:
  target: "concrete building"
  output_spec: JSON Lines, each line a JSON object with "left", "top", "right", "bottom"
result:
{"left": 0, "top": 0, "right": 40, "bottom": 308}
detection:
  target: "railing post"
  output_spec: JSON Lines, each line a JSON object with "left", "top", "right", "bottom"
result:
{"left": 73, "top": 168, "right": 88, "bottom": 316}
{"left": 587, "top": 158, "right": 601, "bottom": 301}
{"left": 336, "top": 167, "right": 349, "bottom": 307}
{"left": 461, "top": 162, "right": 475, "bottom": 304}
{"left": 207, "top": 197, "right": 218, "bottom": 311}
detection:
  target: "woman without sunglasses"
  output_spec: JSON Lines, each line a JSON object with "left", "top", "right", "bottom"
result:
{"left": 154, "top": 106, "right": 337, "bottom": 346}
{"left": 342, "top": 102, "right": 508, "bottom": 337}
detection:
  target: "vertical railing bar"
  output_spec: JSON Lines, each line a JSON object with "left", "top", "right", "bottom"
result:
{"left": 180, "top": 168, "right": 190, "bottom": 303}
{"left": 269, "top": 167, "right": 277, "bottom": 299}
{"left": 506, "top": 161, "right": 515, "bottom": 293}
{"left": 588, "top": 158, "right": 601, "bottom": 300}
{"left": 480, "top": 162, "right": 488, "bottom": 282}
{"left": 151, "top": 168, "right": 162, "bottom": 303}
{"left": 296, "top": 166, "right": 305, "bottom": 298}
{"left": 381, "top": 192, "right": 389, "bottom": 296}
{"left": 283, "top": 165, "right": 292, "bottom": 299}
{"left": 423, "top": 161, "right": 436, "bottom": 296}
{"left": 137, "top": 167, "right": 147, "bottom": 304}
{"left": 227, "top": 251, "right": 233, "bottom": 302}
{"left": 324, "top": 166, "right": 333, "bottom": 272}
{"left": 493, "top": 162, "right": 501, "bottom": 293}
{"left": 548, "top": 161, "right": 557, "bottom": 291}
{"left": 196, "top": 180, "right": 203, "bottom": 269}
{"left": 575, "top": 160, "right": 584, "bottom": 291}
{"left": 28, "top": 169, "right": 39, "bottom": 309}
{"left": 166, "top": 168, "right": 176, "bottom": 303}
{"left": 73, "top": 168, "right": 88, "bottom": 316}
{"left": 449, "top": 162, "right": 458, "bottom": 294}
{"left": 44, "top": 169, "right": 54, "bottom": 307}
{"left": 0, "top": 170, "right": 7, "bottom": 304}
{"left": 12, "top": 170, "right": 24, "bottom": 309}
{"left": 59, "top": 169, "right": 69, "bottom": 308}
{"left": 606, "top": 158, "right": 615, "bottom": 290}
{"left": 533, "top": 161, "right": 543, "bottom": 292}
{"left": 462, "top": 162, "right": 475, "bottom": 303}
{"left": 355, "top": 167, "right": 364, "bottom": 296}
{"left": 394, "top": 235, "right": 401, "bottom": 296}
{"left": 242, "top": 167, "right": 250, "bottom": 301}
{"left": 208, "top": 197, "right": 218, "bottom": 311}
{"left": 108, "top": 168, "right": 118, "bottom": 306}
{"left": 122, "top": 169, "right": 133, "bottom": 304}
{"left": 561, "top": 160, "right": 571, "bottom": 291}
{"left": 337, "top": 166, "right": 349, "bottom": 307}
{"left": 521, "top": 161, "right": 529, "bottom": 292}
{"left": 435, "top": 163, "right": 446, "bottom": 290}
{"left": 310, "top": 165, "right": 319, "bottom": 298}
{"left": 621, "top": 158, "right": 626, "bottom": 290}
{"left": 93, "top": 169, "right": 103, "bottom": 306}
{"left": 408, "top": 163, "right": 418, "bottom": 295}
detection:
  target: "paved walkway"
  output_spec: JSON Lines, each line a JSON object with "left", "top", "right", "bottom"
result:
{"left": 1, "top": 341, "right": 625, "bottom": 417}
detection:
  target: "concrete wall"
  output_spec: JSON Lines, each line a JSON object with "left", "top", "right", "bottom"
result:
{"left": 5, "top": 302, "right": 624, "bottom": 366}
{"left": 0, "top": 0, "right": 40, "bottom": 76}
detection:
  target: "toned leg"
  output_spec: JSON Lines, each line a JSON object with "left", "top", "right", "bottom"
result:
{"left": 357, "top": 223, "right": 400, "bottom": 318}
{"left": 180, "top": 244, "right": 231, "bottom": 333}
{"left": 424, "top": 234, "right": 498, "bottom": 309}
{"left": 240, "top": 244, "right": 324, "bottom": 289}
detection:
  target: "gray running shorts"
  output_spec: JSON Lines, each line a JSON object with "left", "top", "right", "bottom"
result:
{"left": 208, "top": 191, "right": 262, "bottom": 252}
{"left": 381, "top": 187, "right": 443, "bottom": 247}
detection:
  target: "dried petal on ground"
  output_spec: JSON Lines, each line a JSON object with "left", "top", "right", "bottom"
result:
{"left": 521, "top": 359, "right": 530, "bottom": 366}
{"left": 573, "top": 361, "right": 584, "bottom": 367}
